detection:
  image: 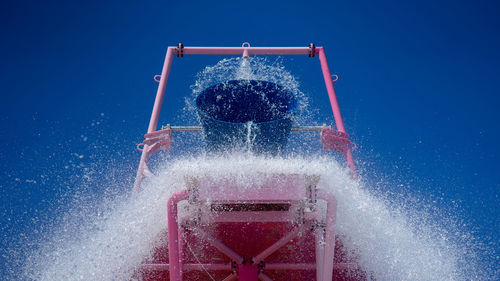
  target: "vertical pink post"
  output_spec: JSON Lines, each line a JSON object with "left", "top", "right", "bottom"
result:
{"left": 317, "top": 189, "right": 337, "bottom": 281}
{"left": 317, "top": 47, "right": 357, "bottom": 175}
{"left": 167, "top": 190, "right": 188, "bottom": 281}
{"left": 317, "top": 47, "right": 345, "bottom": 133}
{"left": 315, "top": 227, "right": 325, "bottom": 281}
{"left": 148, "top": 47, "right": 175, "bottom": 133}
{"left": 133, "top": 47, "right": 175, "bottom": 191}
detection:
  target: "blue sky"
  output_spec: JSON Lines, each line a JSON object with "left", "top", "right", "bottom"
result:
{"left": 1, "top": 0, "right": 498, "bottom": 277}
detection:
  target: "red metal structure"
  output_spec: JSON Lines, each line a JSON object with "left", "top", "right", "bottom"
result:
{"left": 133, "top": 43, "right": 363, "bottom": 281}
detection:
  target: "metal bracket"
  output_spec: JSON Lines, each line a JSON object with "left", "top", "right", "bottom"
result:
{"left": 320, "top": 128, "right": 355, "bottom": 154}
{"left": 176, "top": 43, "right": 184, "bottom": 57}
{"left": 308, "top": 43, "right": 316, "bottom": 58}
{"left": 137, "top": 126, "right": 173, "bottom": 153}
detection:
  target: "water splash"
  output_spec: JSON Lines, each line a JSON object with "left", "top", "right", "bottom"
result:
{"left": 245, "top": 121, "right": 256, "bottom": 151}
{"left": 186, "top": 57, "right": 310, "bottom": 125}
{"left": 235, "top": 58, "right": 254, "bottom": 80}
{"left": 17, "top": 57, "right": 496, "bottom": 281}
{"left": 22, "top": 154, "right": 491, "bottom": 280}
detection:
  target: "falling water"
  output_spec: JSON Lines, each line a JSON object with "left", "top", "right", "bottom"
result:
{"left": 235, "top": 58, "right": 254, "bottom": 80}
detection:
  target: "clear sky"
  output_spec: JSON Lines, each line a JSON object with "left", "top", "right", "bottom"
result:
{"left": 1, "top": 0, "right": 498, "bottom": 278}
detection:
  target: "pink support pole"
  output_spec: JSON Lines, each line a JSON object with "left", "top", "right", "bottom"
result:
{"left": 253, "top": 224, "right": 304, "bottom": 264}
{"left": 167, "top": 190, "right": 189, "bottom": 281}
{"left": 183, "top": 263, "right": 233, "bottom": 271}
{"left": 133, "top": 47, "right": 175, "bottom": 192}
{"left": 317, "top": 47, "right": 345, "bottom": 133}
{"left": 178, "top": 227, "right": 184, "bottom": 269}
{"left": 258, "top": 272, "right": 274, "bottom": 281}
{"left": 181, "top": 46, "right": 311, "bottom": 56}
{"left": 317, "top": 47, "right": 357, "bottom": 175}
{"left": 133, "top": 148, "right": 150, "bottom": 192}
{"left": 264, "top": 263, "right": 316, "bottom": 270}
{"left": 315, "top": 227, "right": 325, "bottom": 281}
{"left": 148, "top": 47, "right": 175, "bottom": 133}
{"left": 197, "top": 229, "right": 245, "bottom": 264}
{"left": 317, "top": 189, "right": 337, "bottom": 281}
{"left": 345, "top": 148, "right": 358, "bottom": 178}
{"left": 222, "top": 273, "right": 238, "bottom": 281}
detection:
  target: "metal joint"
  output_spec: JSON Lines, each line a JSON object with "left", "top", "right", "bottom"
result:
{"left": 308, "top": 43, "right": 316, "bottom": 58}
{"left": 176, "top": 43, "right": 184, "bottom": 57}
{"left": 311, "top": 221, "right": 324, "bottom": 232}
{"left": 257, "top": 260, "right": 265, "bottom": 272}
{"left": 296, "top": 207, "right": 305, "bottom": 225}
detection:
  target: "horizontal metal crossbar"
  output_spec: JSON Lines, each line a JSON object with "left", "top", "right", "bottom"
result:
{"left": 141, "top": 263, "right": 232, "bottom": 271}
{"left": 161, "top": 125, "right": 328, "bottom": 132}
{"left": 175, "top": 46, "right": 314, "bottom": 56}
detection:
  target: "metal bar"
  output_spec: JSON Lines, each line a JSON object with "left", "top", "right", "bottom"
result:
{"left": 197, "top": 229, "right": 245, "bottom": 264}
{"left": 290, "top": 126, "right": 327, "bottom": 132}
{"left": 167, "top": 190, "right": 189, "bottom": 281}
{"left": 178, "top": 227, "right": 184, "bottom": 271}
{"left": 264, "top": 263, "right": 316, "bottom": 270}
{"left": 222, "top": 273, "right": 238, "bottom": 281}
{"left": 140, "top": 262, "right": 356, "bottom": 271}
{"left": 141, "top": 263, "right": 170, "bottom": 270}
{"left": 317, "top": 189, "right": 337, "bottom": 281}
{"left": 163, "top": 125, "right": 329, "bottom": 132}
{"left": 317, "top": 47, "right": 357, "bottom": 175}
{"left": 315, "top": 227, "right": 325, "bottom": 281}
{"left": 133, "top": 47, "right": 175, "bottom": 192}
{"left": 258, "top": 272, "right": 274, "bottom": 281}
{"left": 148, "top": 47, "right": 175, "bottom": 133}
{"left": 345, "top": 147, "right": 358, "bottom": 179}
{"left": 167, "top": 126, "right": 201, "bottom": 131}
{"left": 203, "top": 210, "right": 298, "bottom": 223}
{"left": 133, "top": 149, "right": 150, "bottom": 192}
{"left": 317, "top": 47, "right": 345, "bottom": 133}
{"left": 253, "top": 224, "right": 305, "bottom": 264}
{"left": 140, "top": 263, "right": 232, "bottom": 271}
{"left": 181, "top": 47, "right": 313, "bottom": 56}
{"left": 184, "top": 263, "right": 233, "bottom": 271}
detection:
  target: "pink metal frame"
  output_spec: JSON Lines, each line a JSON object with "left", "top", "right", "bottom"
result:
{"left": 134, "top": 44, "right": 356, "bottom": 191}
{"left": 159, "top": 178, "right": 348, "bottom": 281}
{"left": 135, "top": 44, "right": 358, "bottom": 280}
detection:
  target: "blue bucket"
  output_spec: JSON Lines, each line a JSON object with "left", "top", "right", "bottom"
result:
{"left": 196, "top": 80, "right": 296, "bottom": 155}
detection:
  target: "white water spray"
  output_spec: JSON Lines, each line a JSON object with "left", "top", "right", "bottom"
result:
{"left": 20, "top": 58, "right": 492, "bottom": 280}
{"left": 23, "top": 155, "right": 480, "bottom": 280}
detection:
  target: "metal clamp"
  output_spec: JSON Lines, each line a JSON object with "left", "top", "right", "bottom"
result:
{"left": 320, "top": 128, "right": 352, "bottom": 154}
{"left": 137, "top": 126, "right": 173, "bottom": 152}
{"left": 176, "top": 43, "right": 184, "bottom": 57}
{"left": 308, "top": 43, "right": 316, "bottom": 58}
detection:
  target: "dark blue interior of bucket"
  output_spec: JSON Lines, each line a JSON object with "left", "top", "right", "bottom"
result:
{"left": 196, "top": 79, "right": 296, "bottom": 154}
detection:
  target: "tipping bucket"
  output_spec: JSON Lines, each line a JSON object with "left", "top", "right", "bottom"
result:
{"left": 196, "top": 80, "right": 296, "bottom": 155}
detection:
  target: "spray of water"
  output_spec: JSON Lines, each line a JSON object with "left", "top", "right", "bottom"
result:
{"left": 19, "top": 57, "right": 495, "bottom": 280}
{"left": 22, "top": 154, "right": 489, "bottom": 280}
{"left": 186, "top": 56, "right": 310, "bottom": 125}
